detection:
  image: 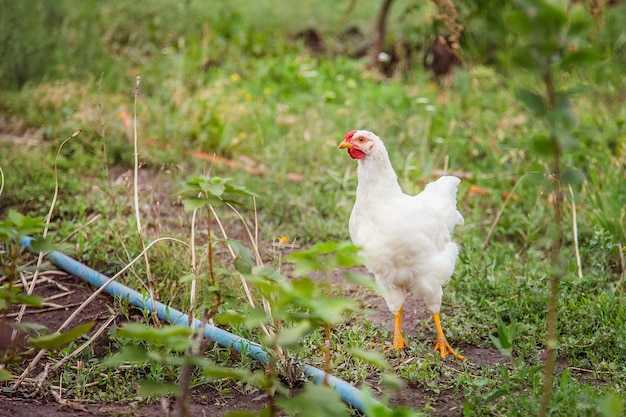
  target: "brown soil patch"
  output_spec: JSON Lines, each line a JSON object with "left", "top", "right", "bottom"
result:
{"left": 1, "top": 254, "right": 507, "bottom": 416}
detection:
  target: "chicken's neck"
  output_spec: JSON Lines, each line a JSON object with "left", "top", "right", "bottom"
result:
{"left": 356, "top": 149, "right": 403, "bottom": 201}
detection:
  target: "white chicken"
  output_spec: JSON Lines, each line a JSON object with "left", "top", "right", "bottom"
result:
{"left": 339, "top": 130, "right": 464, "bottom": 360}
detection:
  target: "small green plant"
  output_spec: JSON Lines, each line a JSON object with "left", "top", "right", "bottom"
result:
{"left": 0, "top": 210, "right": 47, "bottom": 381}
{"left": 0, "top": 209, "right": 96, "bottom": 381}
{"left": 489, "top": 319, "right": 518, "bottom": 357}
{"left": 103, "top": 239, "right": 361, "bottom": 416}
{"left": 505, "top": 0, "right": 602, "bottom": 414}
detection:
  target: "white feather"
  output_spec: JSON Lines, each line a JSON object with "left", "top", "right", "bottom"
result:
{"left": 345, "top": 131, "right": 463, "bottom": 315}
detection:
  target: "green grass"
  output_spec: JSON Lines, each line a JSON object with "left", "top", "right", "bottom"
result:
{"left": 1, "top": 1, "right": 626, "bottom": 416}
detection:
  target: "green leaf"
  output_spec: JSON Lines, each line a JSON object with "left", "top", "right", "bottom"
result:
{"left": 115, "top": 322, "right": 192, "bottom": 347}
{"left": 510, "top": 48, "right": 545, "bottom": 72}
{"left": 568, "top": 3, "right": 593, "bottom": 37}
{"left": 180, "top": 272, "right": 203, "bottom": 283}
{"left": 14, "top": 293, "right": 44, "bottom": 307}
{"left": 137, "top": 380, "right": 181, "bottom": 397}
{"left": 347, "top": 348, "right": 390, "bottom": 370}
{"left": 167, "top": 336, "right": 194, "bottom": 352}
{"left": 229, "top": 240, "right": 255, "bottom": 274}
{"left": 9, "top": 322, "right": 47, "bottom": 333}
{"left": 206, "top": 179, "right": 226, "bottom": 197}
{"left": 599, "top": 393, "right": 624, "bottom": 417}
{"left": 243, "top": 306, "right": 270, "bottom": 328}
{"left": 309, "top": 297, "right": 358, "bottom": 323}
{"left": 561, "top": 48, "right": 600, "bottom": 69}
{"left": 503, "top": 10, "right": 532, "bottom": 36}
{"left": 179, "top": 175, "right": 257, "bottom": 210}
{"left": 277, "top": 383, "right": 349, "bottom": 417}
{"left": 530, "top": 133, "right": 555, "bottom": 156}
{"left": 101, "top": 345, "right": 152, "bottom": 366}
{"left": 233, "top": 256, "right": 252, "bottom": 274}
{"left": 0, "top": 210, "right": 47, "bottom": 241}
{"left": 536, "top": 0, "right": 568, "bottom": 27}
{"left": 215, "top": 310, "right": 247, "bottom": 326}
{"left": 380, "top": 373, "right": 405, "bottom": 391}
{"left": 0, "top": 286, "right": 45, "bottom": 308}
{"left": 182, "top": 196, "right": 218, "bottom": 211}
{"left": 516, "top": 88, "right": 547, "bottom": 117}
{"left": 553, "top": 129, "right": 578, "bottom": 151}
{"left": 250, "top": 265, "right": 285, "bottom": 283}
{"left": 289, "top": 254, "right": 321, "bottom": 276}
{"left": 29, "top": 236, "right": 55, "bottom": 253}
{"left": 343, "top": 270, "right": 379, "bottom": 293}
{"left": 275, "top": 320, "right": 312, "bottom": 347}
{"left": 7, "top": 210, "right": 25, "bottom": 227}
{"left": 561, "top": 168, "right": 585, "bottom": 187}
{"left": 203, "top": 366, "right": 253, "bottom": 382}
{"left": 0, "top": 368, "right": 13, "bottom": 382}
{"left": 29, "top": 322, "right": 94, "bottom": 349}
{"left": 489, "top": 319, "right": 517, "bottom": 357}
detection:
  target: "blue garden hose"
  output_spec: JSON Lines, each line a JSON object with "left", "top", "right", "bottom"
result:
{"left": 20, "top": 236, "right": 382, "bottom": 414}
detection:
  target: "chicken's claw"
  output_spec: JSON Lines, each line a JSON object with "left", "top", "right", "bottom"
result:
{"left": 393, "top": 333, "right": 408, "bottom": 350}
{"left": 432, "top": 313, "right": 464, "bottom": 361}
{"left": 434, "top": 335, "right": 464, "bottom": 361}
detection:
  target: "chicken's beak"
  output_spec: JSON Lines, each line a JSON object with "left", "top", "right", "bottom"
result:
{"left": 338, "top": 141, "right": 354, "bottom": 150}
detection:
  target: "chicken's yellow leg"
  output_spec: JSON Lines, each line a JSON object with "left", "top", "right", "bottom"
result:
{"left": 393, "top": 307, "right": 407, "bottom": 349}
{"left": 432, "top": 313, "right": 464, "bottom": 360}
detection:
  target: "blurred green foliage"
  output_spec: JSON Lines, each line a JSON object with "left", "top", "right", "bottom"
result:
{"left": 0, "top": 0, "right": 625, "bottom": 415}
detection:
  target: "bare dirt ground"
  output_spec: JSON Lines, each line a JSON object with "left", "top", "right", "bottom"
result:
{"left": 1, "top": 265, "right": 509, "bottom": 417}
{"left": 1, "top": 167, "right": 509, "bottom": 416}
{"left": 1, "top": 271, "right": 269, "bottom": 417}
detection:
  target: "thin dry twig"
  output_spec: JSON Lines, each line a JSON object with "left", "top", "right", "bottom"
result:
{"left": 569, "top": 185, "right": 583, "bottom": 278}
{"left": 617, "top": 242, "right": 625, "bottom": 299}
{"left": 210, "top": 206, "right": 286, "bottom": 361}
{"left": 13, "top": 273, "right": 71, "bottom": 290}
{"left": 11, "top": 130, "right": 81, "bottom": 345}
{"left": 0, "top": 166, "right": 4, "bottom": 197}
{"left": 4, "top": 302, "right": 83, "bottom": 318}
{"left": 210, "top": 206, "right": 258, "bottom": 310}
{"left": 49, "top": 388, "right": 88, "bottom": 411}
{"left": 131, "top": 74, "right": 159, "bottom": 327}
{"left": 187, "top": 207, "right": 200, "bottom": 328}
{"left": 47, "top": 313, "right": 118, "bottom": 374}
{"left": 483, "top": 174, "right": 529, "bottom": 251}
{"left": 13, "top": 236, "right": 187, "bottom": 389}
{"left": 59, "top": 213, "right": 103, "bottom": 245}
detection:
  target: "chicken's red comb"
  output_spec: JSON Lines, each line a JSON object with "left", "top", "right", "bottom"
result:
{"left": 344, "top": 130, "right": 357, "bottom": 141}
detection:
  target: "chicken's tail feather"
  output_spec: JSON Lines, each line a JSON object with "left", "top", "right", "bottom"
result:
{"left": 422, "top": 176, "right": 464, "bottom": 232}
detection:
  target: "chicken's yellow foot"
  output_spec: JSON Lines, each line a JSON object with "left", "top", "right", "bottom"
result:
{"left": 393, "top": 307, "right": 407, "bottom": 349}
{"left": 432, "top": 313, "right": 464, "bottom": 361}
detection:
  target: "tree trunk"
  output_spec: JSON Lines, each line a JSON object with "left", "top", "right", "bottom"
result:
{"left": 369, "top": 0, "right": 395, "bottom": 72}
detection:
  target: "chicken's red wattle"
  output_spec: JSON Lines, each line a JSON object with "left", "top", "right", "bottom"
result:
{"left": 347, "top": 147, "right": 366, "bottom": 159}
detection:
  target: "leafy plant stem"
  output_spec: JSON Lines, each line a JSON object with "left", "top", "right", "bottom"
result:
{"left": 539, "top": 69, "right": 564, "bottom": 417}
{"left": 175, "top": 309, "right": 210, "bottom": 417}
{"left": 206, "top": 207, "right": 220, "bottom": 317}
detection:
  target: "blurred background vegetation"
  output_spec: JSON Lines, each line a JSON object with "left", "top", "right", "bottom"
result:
{"left": 0, "top": 1, "right": 625, "bottom": 415}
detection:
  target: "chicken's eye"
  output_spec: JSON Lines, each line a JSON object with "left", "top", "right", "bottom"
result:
{"left": 357, "top": 137, "right": 364, "bottom": 142}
